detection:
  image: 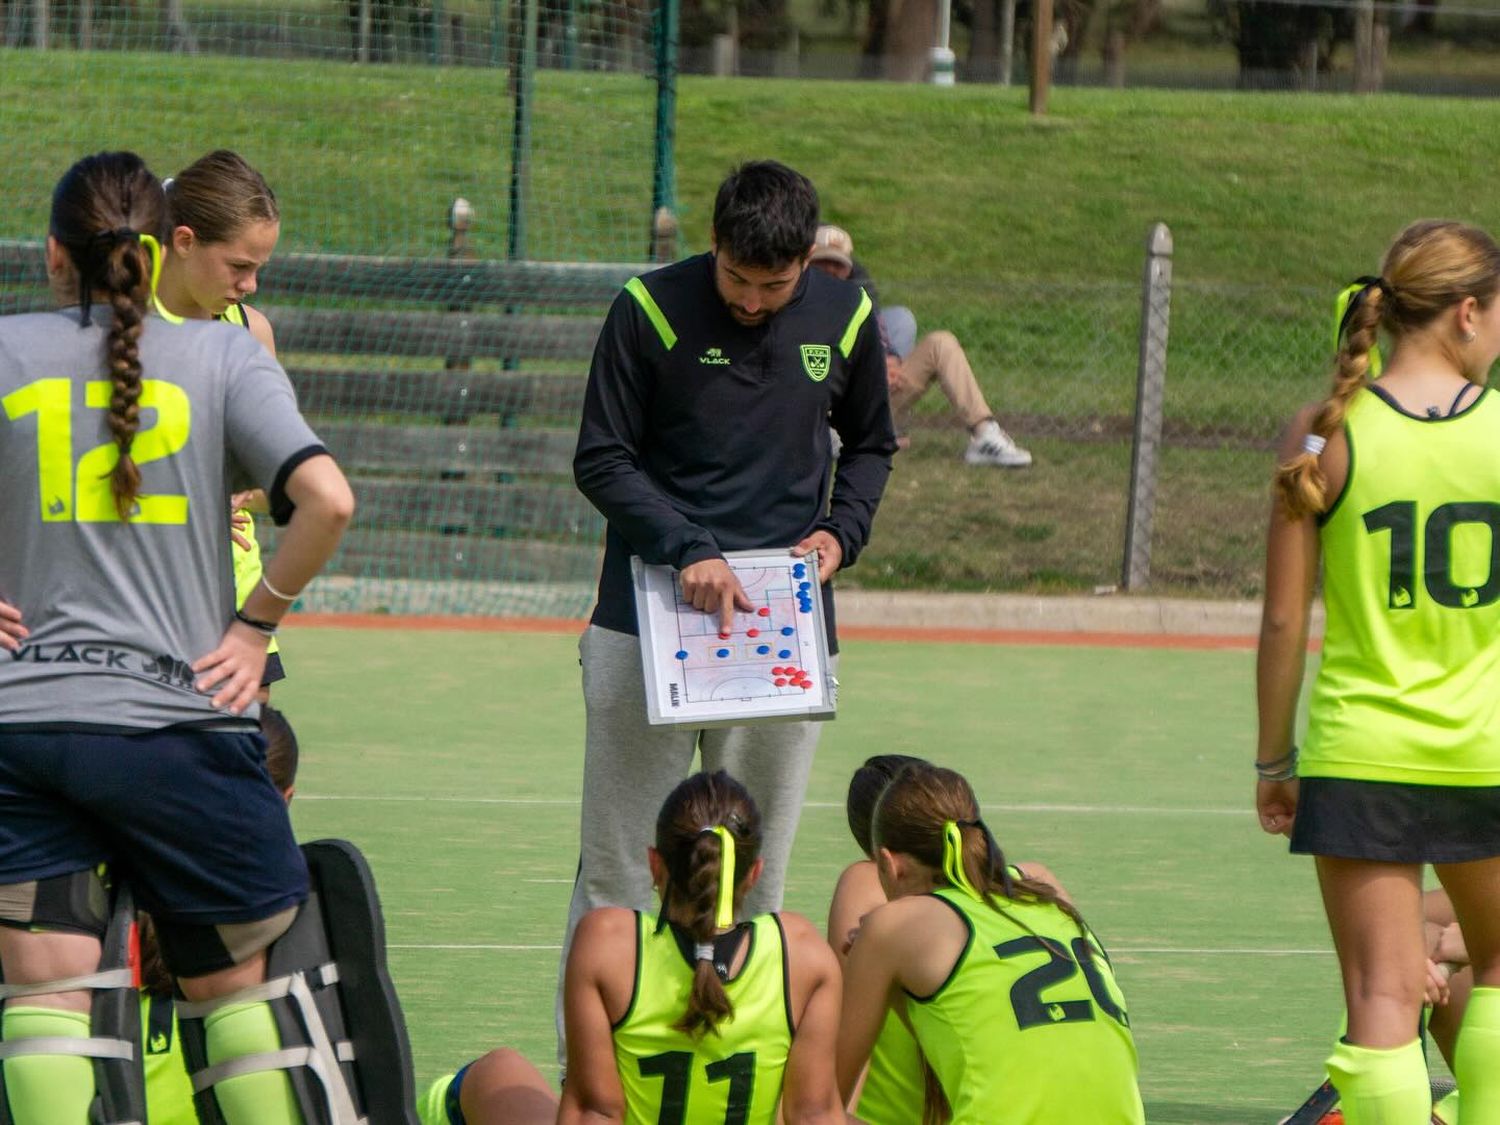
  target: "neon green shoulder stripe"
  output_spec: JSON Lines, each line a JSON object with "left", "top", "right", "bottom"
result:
{"left": 625, "top": 277, "right": 677, "bottom": 351}
{"left": 839, "top": 289, "right": 873, "bottom": 359}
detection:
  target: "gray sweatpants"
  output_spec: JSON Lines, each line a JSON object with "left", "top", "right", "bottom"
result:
{"left": 554, "top": 623, "right": 831, "bottom": 1063}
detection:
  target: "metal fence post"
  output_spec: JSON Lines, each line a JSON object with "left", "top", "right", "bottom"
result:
{"left": 1121, "top": 222, "right": 1173, "bottom": 591}
{"left": 507, "top": 0, "right": 537, "bottom": 263}
{"left": 356, "top": 0, "right": 371, "bottom": 63}
{"left": 651, "top": 0, "right": 680, "bottom": 252}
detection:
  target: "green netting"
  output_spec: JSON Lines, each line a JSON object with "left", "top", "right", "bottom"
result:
{"left": 1, "top": 0, "right": 667, "bottom": 617}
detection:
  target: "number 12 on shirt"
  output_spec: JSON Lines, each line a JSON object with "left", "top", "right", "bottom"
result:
{"left": 2, "top": 377, "right": 192, "bottom": 524}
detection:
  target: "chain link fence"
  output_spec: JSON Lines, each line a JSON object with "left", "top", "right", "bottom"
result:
{"left": 0, "top": 3, "right": 1463, "bottom": 608}
{"left": 1, "top": 0, "right": 668, "bottom": 617}
{"left": 846, "top": 242, "right": 1332, "bottom": 601}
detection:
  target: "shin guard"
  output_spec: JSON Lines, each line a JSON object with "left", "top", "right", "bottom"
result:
{"left": 176, "top": 839, "right": 419, "bottom": 1125}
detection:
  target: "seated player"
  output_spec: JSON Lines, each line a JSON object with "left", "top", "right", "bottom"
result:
{"left": 1281, "top": 884, "right": 1467, "bottom": 1125}
{"left": 808, "top": 224, "right": 1032, "bottom": 467}
{"left": 139, "top": 706, "right": 302, "bottom": 1124}
{"left": 827, "top": 754, "right": 928, "bottom": 1124}
{"left": 558, "top": 770, "right": 845, "bottom": 1124}
{"left": 829, "top": 754, "right": 1074, "bottom": 1123}
{"left": 416, "top": 1049, "right": 557, "bottom": 1125}
{"left": 1424, "top": 887, "right": 1467, "bottom": 1124}
{"left": 836, "top": 763, "right": 1144, "bottom": 1124}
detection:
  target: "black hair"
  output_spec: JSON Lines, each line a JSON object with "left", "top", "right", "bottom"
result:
{"left": 711, "top": 161, "right": 819, "bottom": 270}
{"left": 260, "top": 705, "right": 300, "bottom": 793}
{"left": 847, "top": 754, "right": 929, "bottom": 857}
{"left": 49, "top": 151, "right": 168, "bottom": 519}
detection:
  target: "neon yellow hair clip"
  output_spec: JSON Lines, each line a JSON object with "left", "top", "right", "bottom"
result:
{"left": 711, "top": 825, "right": 736, "bottom": 930}
{"left": 139, "top": 234, "right": 183, "bottom": 325}
{"left": 942, "top": 820, "right": 984, "bottom": 903}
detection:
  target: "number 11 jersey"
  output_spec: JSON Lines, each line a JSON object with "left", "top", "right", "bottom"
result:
{"left": 613, "top": 912, "right": 792, "bottom": 1125}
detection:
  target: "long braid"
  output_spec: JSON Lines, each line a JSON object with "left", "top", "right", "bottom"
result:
{"left": 1278, "top": 220, "right": 1500, "bottom": 520}
{"left": 101, "top": 239, "right": 149, "bottom": 517}
{"left": 1275, "top": 285, "right": 1383, "bottom": 520}
{"left": 656, "top": 771, "right": 763, "bottom": 1040}
{"left": 676, "top": 830, "right": 735, "bottom": 1038}
{"left": 48, "top": 152, "right": 167, "bottom": 521}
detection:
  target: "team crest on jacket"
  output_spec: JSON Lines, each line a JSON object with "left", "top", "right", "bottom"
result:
{"left": 800, "top": 344, "right": 831, "bottom": 382}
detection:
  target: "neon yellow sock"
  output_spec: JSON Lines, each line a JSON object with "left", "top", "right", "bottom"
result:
{"left": 1433, "top": 1087, "right": 1460, "bottom": 1124}
{"left": 1455, "top": 986, "right": 1500, "bottom": 1124}
{"left": 204, "top": 1000, "right": 304, "bottom": 1125}
{"left": 416, "top": 1072, "right": 458, "bottom": 1125}
{"left": 1325, "top": 1037, "right": 1430, "bottom": 1125}
{"left": 1, "top": 1006, "right": 95, "bottom": 1125}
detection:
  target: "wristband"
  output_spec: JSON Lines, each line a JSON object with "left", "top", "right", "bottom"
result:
{"left": 234, "top": 609, "right": 278, "bottom": 637}
{"left": 259, "top": 573, "right": 299, "bottom": 602}
{"left": 1256, "top": 746, "right": 1298, "bottom": 782}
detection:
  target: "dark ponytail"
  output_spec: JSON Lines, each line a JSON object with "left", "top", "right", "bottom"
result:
{"left": 847, "top": 753, "right": 928, "bottom": 858}
{"left": 655, "top": 771, "right": 763, "bottom": 1039}
{"left": 50, "top": 153, "right": 167, "bottom": 520}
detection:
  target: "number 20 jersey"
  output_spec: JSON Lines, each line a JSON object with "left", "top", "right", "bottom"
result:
{"left": 1307, "top": 387, "right": 1500, "bottom": 785}
{"left": 906, "top": 888, "right": 1143, "bottom": 1125}
{"left": 613, "top": 912, "right": 792, "bottom": 1125}
{"left": 0, "top": 308, "right": 322, "bottom": 730}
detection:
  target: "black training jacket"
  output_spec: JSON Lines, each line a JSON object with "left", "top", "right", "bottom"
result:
{"left": 574, "top": 253, "right": 897, "bottom": 645}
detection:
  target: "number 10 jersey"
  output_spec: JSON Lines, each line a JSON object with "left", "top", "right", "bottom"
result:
{"left": 1308, "top": 386, "right": 1500, "bottom": 786}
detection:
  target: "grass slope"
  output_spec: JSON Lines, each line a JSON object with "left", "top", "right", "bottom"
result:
{"left": 4, "top": 52, "right": 1493, "bottom": 594}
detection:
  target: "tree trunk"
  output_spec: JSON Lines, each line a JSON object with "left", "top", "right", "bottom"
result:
{"left": 969, "top": 0, "right": 999, "bottom": 82}
{"left": 884, "top": 0, "right": 935, "bottom": 80}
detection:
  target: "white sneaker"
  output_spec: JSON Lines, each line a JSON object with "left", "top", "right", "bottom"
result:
{"left": 964, "top": 420, "right": 1032, "bottom": 467}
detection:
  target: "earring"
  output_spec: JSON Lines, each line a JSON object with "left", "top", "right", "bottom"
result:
{"left": 1464, "top": 330, "right": 1478, "bottom": 343}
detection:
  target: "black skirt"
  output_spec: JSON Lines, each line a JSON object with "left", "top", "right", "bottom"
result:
{"left": 1290, "top": 776, "right": 1500, "bottom": 863}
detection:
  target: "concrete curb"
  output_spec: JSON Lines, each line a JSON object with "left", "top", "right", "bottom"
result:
{"left": 835, "top": 590, "right": 1326, "bottom": 639}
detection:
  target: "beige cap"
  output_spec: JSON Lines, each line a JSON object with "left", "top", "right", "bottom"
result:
{"left": 809, "top": 224, "right": 854, "bottom": 270}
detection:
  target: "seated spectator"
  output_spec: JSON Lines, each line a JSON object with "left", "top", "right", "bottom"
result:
{"left": 809, "top": 224, "right": 1033, "bottom": 468}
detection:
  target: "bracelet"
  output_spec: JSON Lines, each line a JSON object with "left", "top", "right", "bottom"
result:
{"left": 1255, "top": 746, "right": 1299, "bottom": 782}
{"left": 259, "top": 573, "right": 299, "bottom": 602}
{"left": 234, "top": 609, "right": 279, "bottom": 637}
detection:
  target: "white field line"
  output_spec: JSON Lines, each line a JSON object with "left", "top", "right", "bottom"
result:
{"left": 300, "top": 795, "right": 1249, "bottom": 816}
{"left": 388, "top": 942, "right": 1329, "bottom": 955}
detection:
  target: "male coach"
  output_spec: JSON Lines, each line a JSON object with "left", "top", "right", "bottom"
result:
{"left": 558, "top": 160, "right": 896, "bottom": 1056}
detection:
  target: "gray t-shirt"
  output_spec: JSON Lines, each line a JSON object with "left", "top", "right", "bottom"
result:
{"left": 0, "top": 309, "right": 323, "bottom": 730}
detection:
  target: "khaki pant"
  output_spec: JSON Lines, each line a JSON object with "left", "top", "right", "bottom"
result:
{"left": 888, "top": 330, "right": 993, "bottom": 432}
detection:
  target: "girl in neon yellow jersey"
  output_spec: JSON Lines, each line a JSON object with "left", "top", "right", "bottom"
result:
{"left": 1258, "top": 221, "right": 1500, "bottom": 1125}
{"left": 559, "top": 770, "right": 844, "bottom": 1125}
{"left": 157, "top": 150, "right": 286, "bottom": 700}
{"left": 836, "top": 764, "right": 1143, "bottom": 1125}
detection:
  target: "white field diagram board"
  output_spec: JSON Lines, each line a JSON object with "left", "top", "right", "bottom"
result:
{"left": 632, "top": 549, "right": 835, "bottom": 728}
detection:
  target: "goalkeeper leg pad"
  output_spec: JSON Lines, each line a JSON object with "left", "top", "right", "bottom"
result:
{"left": 176, "top": 839, "right": 419, "bottom": 1125}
